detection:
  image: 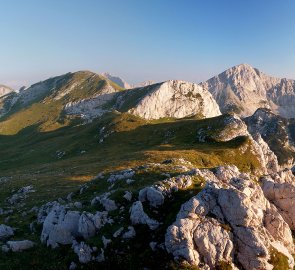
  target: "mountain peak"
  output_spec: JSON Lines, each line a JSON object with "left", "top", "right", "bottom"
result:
{"left": 101, "top": 72, "right": 131, "bottom": 89}
{"left": 225, "top": 63, "right": 259, "bottom": 76}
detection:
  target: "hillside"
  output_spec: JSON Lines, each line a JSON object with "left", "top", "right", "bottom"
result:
{"left": 0, "top": 68, "right": 294, "bottom": 270}
{"left": 0, "top": 111, "right": 277, "bottom": 269}
{"left": 201, "top": 63, "right": 295, "bottom": 118}
{"left": 0, "top": 71, "right": 123, "bottom": 134}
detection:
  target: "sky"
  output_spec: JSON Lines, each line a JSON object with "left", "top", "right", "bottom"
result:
{"left": 1, "top": 0, "right": 295, "bottom": 89}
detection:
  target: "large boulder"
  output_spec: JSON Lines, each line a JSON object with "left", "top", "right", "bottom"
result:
{"left": 41, "top": 205, "right": 80, "bottom": 248}
{"left": 6, "top": 240, "right": 35, "bottom": 252}
{"left": 165, "top": 166, "right": 294, "bottom": 269}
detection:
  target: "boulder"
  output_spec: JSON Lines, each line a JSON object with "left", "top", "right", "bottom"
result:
{"left": 0, "top": 224, "right": 14, "bottom": 240}
{"left": 165, "top": 167, "right": 294, "bottom": 269}
{"left": 41, "top": 205, "right": 80, "bottom": 248}
{"left": 6, "top": 240, "right": 35, "bottom": 252}
{"left": 130, "top": 201, "right": 159, "bottom": 230}
{"left": 78, "top": 212, "right": 96, "bottom": 239}
{"left": 72, "top": 241, "right": 93, "bottom": 264}
{"left": 138, "top": 187, "right": 164, "bottom": 207}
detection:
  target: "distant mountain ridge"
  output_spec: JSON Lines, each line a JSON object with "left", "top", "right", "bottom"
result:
{"left": 101, "top": 72, "right": 155, "bottom": 89}
{"left": 1, "top": 64, "right": 295, "bottom": 135}
{"left": 201, "top": 63, "right": 295, "bottom": 118}
{"left": 0, "top": 85, "right": 14, "bottom": 97}
{"left": 0, "top": 71, "right": 221, "bottom": 134}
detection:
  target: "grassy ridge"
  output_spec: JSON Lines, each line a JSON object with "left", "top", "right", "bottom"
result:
{"left": 0, "top": 112, "right": 262, "bottom": 269}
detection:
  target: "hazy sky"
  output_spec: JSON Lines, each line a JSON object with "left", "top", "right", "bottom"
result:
{"left": 1, "top": 0, "right": 295, "bottom": 89}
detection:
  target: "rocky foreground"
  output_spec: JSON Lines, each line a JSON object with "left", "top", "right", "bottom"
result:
{"left": 0, "top": 113, "right": 294, "bottom": 269}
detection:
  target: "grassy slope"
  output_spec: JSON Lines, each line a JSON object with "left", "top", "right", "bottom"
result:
{"left": 0, "top": 71, "right": 123, "bottom": 135}
{"left": 0, "top": 112, "right": 262, "bottom": 269}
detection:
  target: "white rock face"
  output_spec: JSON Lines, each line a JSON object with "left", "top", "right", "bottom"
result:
{"left": 201, "top": 63, "right": 295, "bottom": 118}
{"left": 261, "top": 169, "right": 295, "bottom": 229}
{"left": 117, "top": 80, "right": 221, "bottom": 120}
{"left": 64, "top": 83, "right": 117, "bottom": 121}
{"left": 165, "top": 166, "right": 294, "bottom": 269}
{"left": 0, "top": 85, "right": 13, "bottom": 97}
{"left": 251, "top": 133, "right": 279, "bottom": 174}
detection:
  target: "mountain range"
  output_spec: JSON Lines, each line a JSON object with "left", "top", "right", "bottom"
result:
{"left": 0, "top": 64, "right": 295, "bottom": 270}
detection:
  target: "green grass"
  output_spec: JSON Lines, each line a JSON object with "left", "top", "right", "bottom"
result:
{"left": 0, "top": 111, "right": 264, "bottom": 269}
{"left": 268, "top": 247, "right": 289, "bottom": 270}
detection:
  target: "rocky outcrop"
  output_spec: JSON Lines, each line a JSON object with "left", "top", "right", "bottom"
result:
{"left": 165, "top": 166, "right": 294, "bottom": 269}
{"left": 196, "top": 114, "right": 249, "bottom": 142}
{"left": 7, "top": 185, "right": 35, "bottom": 205}
{"left": 245, "top": 108, "right": 295, "bottom": 167}
{"left": 116, "top": 80, "right": 221, "bottom": 120}
{"left": 130, "top": 201, "right": 159, "bottom": 230}
{"left": 138, "top": 174, "right": 193, "bottom": 207}
{"left": 72, "top": 241, "right": 94, "bottom": 263}
{"left": 40, "top": 202, "right": 111, "bottom": 248}
{"left": 41, "top": 205, "right": 81, "bottom": 248}
{"left": 251, "top": 133, "right": 279, "bottom": 174}
{"left": 4, "top": 240, "right": 35, "bottom": 252}
{"left": 0, "top": 224, "right": 14, "bottom": 240}
{"left": 261, "top": 169, "right": 295, "bottom": 229}
{"left": 201, "top": 63, "right": 295, "bottom": 118}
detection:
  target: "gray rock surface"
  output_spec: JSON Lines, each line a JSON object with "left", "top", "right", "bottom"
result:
{"left": 41, "top": 205, "right": 80, "bottom": 248}
{"left": 116, "top": 80, "right": 221, "bottom": 119}
{"left": 0, "top": 224, "right": 14, "bottom": 240}
{"left": 201, "top": 63, "right": 295, "bottom": 118}
{"left": 130, "top": 201, "right": 159, "bottom": 230}
{"left": 6, "top": 240, "right": 35, "bottom": 252}
{"left": 78, "top": 212, "right": 96, "bottom": 239}
{"left": 72, "top": 241, "right": 93, "bottom": 264}
{"left": 262, "top": 169, "right": 295, "bottom": 229}
{"left": 165, "top": 166, "right": 294, "bottom": 269}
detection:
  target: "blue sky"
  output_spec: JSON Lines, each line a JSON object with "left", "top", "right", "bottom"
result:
{"left": 1, "top": 0, "right": 295, "bottom": 89}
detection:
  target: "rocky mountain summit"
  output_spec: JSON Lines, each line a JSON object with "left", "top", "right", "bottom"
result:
{"left": 201, "top": 64, "right": 295, "bottom": 118}
{"left": 115, "top": 80, "right": 221, "bottom": 120}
